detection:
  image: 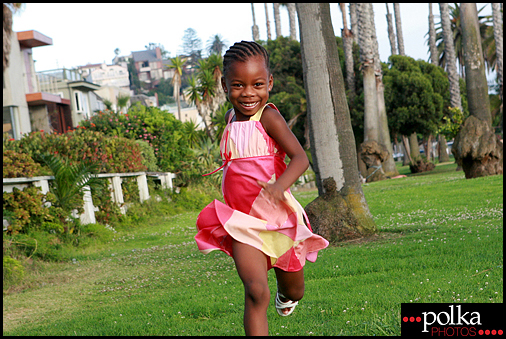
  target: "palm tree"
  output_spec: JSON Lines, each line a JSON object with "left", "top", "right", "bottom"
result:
{"left": 428, "top": 3, "right": 450, "bottom": 163}
{"left": 168, "top": 56, "right": 186, "bottom": 121}
{"left": 385, "top": 4, "right": 397, "bottom": 55}
{"left": 264, "top": 3, "right": 271, "bottom": 40}
{"left": 210, "top": 102, "right": 232, "bottom": 143}
{"left": 439, "top": 3, "right": 463, "bottom": 112}
{"left": 297, "top": 2, "right": 376, "bottom": 243}
{"left": 251, "top": 3, "right": 260, "bottom": 41}
{"left": 206, "top": 34, "right": 228, "bottom": 56}
{"left": 460, "top": 3, "right": 492, "bottom": 127}
{"left": 491, "top": 2, "right": 503, "bottom": 124}
{"left": 349, "top": 3, "right": 359, "bottom": 45}
{"left": 280, "top": 3, "right": 297, "bottom": 40}
{"left": 273, "top": 3, "right": 282, "bottom": 38}
{"left": 339, "top": 3, "right": 355, "bottom": 97}
{"left": 393, "top": 3, "right": 405, "bottom": 56}
{"left": 369, "top": 3, "right": 398, "bottom": 176}
{"left": 356, "top": 3, "right": 378, "bottom": 143}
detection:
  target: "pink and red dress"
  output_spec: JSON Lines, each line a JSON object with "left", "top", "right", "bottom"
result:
{"left": 195, "top": 103, "right": 329, "bottom": 272}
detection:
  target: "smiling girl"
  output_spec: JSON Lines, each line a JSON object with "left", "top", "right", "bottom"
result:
{"left": 195, "top": 41, "right": 329, "bottom": 336}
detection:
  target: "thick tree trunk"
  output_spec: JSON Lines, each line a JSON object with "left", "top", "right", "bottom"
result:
{"left": 273, "top": 3, "right": 282, "bottom": 39}
{"left": 297, "top": 3, "right": 377, "bottom": 244}
{"left": 409, "top": 132, "right": 420, "bottom": 160}
{"left": 428, "top": 3, "right": 439, "bottom": 66}
{"left": 438, "top": 134, "right": 450, "bottom": 162}
{"left": 491, "top": 3, "right": 503, "bottom": 121}
{"left": 287, "top": 3, "right": 297, "bottom": 40}
{"left": 460, "top": 3, "right": 492, "bottom": 127}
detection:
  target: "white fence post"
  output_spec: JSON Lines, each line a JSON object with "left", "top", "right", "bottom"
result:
{"left": 80, "top": 185, "right": 96, "bottom": 225}
{"left": 137, "top": 173, "right": 150, "bottom": 203}
{"left": 109, "top": 176, "right": 126, "bottom": 215}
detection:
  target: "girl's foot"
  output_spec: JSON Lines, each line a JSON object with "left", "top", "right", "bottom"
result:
{"left": 275, "top": 291, "right": 299, "bottom": 316}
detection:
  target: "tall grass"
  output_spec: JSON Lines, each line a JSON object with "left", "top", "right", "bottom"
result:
{"left": 3, "top": 163, "right": 503, "bottom": 336}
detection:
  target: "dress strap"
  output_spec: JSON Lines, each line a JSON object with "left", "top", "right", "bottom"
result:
{"left": 250, "top": 103, "right": 280, "bottom": 121}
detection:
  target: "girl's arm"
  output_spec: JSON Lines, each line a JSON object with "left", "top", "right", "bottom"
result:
{"left": 258, "top": 106, "right": 309, "bottom": 202}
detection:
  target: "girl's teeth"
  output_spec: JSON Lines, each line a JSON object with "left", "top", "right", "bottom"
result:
{"left": 243, "top": 102, "right": 257, "bottom": 107}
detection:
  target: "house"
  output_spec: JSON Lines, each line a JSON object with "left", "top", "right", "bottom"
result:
{"left": 3, "top": 30, "right": 73, "bottom": 139}
{"left": 77, "top": 62, "right": 131, "bottom": 112}
{"left": 131, "top": 47, "right": 174, "bottom": 91}
{"left": 36, "top": 67, "right": 101, "bottom": 128}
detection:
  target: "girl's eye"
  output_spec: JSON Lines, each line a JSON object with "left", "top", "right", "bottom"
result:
{"left": 232, "top": 84, "right": 242, "bottom": 87}
{"left": 255, "top": 82, "right": 264, "bottom": 87}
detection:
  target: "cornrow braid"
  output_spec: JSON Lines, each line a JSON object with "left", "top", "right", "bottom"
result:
{"left": 223, "top": 40, "right": 270, "bottom": 77}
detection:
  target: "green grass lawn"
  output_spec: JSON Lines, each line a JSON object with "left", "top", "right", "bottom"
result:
{"left": 3, "top": 162, "right": 503, "bottom": 336}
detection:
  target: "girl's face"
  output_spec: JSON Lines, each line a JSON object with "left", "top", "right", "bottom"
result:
{"left": 222, "top": 56, "right": 273, "bottom": 121}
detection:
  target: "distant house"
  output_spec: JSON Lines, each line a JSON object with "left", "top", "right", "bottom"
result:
{"left": 3, "top": 30, "right": 74, "bottom": 138}
{"left": 36, "top": 67, "right": 101, "bottom": 128}
{"left": 131, "top": 47, "right": 174, "bottom": 91}
{"left": 77, "top": 62, "right": 131, "bottom": 112}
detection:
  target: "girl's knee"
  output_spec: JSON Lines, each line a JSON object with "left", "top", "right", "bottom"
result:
{"left": 244, "top": 281, "right": 271, "bottom": 305}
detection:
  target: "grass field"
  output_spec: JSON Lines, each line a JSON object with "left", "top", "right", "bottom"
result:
{"left": 3, "top": 161, "right": 503, "bottom": 336}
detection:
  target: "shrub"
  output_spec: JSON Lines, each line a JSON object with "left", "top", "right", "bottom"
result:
{"left": 3, "top": 256, "right": 25, "bottom": 287}
{"left": 3, "top": 150, "right": 47, "bottom": 178}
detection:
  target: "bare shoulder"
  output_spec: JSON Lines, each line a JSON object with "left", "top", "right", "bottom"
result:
{"left": 260, "top": 106, "right": 288, "bottom": 135}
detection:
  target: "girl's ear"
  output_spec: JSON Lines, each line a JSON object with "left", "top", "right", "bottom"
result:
{"left": 268, "top": 74, "right": 273, "bottom": 92}
{"left": 221, "top": 76, "right": 228, "bottom": 93}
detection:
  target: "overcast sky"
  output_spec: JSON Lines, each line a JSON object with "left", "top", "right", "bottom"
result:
{"left": 12, "top": 3, "right": 493, "bottom": 74}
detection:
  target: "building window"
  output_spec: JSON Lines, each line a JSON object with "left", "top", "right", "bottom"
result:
{"left": 74, "top": 91, "right": 90, "bottom": 119}
{"left": 3, "top": 106, "right": 18, "bottom": 139}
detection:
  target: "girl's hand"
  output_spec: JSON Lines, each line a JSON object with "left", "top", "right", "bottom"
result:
{"left": 257, "top": 180, "right": 287, "bottom": 205}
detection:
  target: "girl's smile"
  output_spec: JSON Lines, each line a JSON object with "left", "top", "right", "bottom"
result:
{"left": 222, "top": 56, "right": 273, "bottom": 121}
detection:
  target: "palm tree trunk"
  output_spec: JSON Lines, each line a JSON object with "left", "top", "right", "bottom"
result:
{"left": 439, "top": 3, "right": 463, "bottom": 112}
{"left": 357, "top": 3, "right": 378, "bottom": 143}
{"left": 273, "top": 3, "right": 282, "bottom": 38}
{"left": 369, "top": 3, "right": 398, "bottom": 176}
{"left": 492, "top": 3, "right": 503, "bottom": 131}
{"left": 385, "top": 4, "right": 397, "bottom": 55}
{"left": 297, "top": 2, "right": 376, "bottom": 243}
{"left": 264, "top": 3, "right": 271, "bottom": 41}
{"left": 287, "top": 3, "right": 297, "bottom": 41}
{"left": 460, "top": 3, "right": 492, "bottom": 127}
{"left": 393, "top": 3, "right": 405, "bottom": 56}
{"left": 174, "top": 79, "right": 181, "bottom": 121}
{"left": 349, "top": 3, "right": 359, "bottom": 45}
{"left": 339, "top": 3, "right": 355, "bottom": 97}
{"left": 428, "top": 3, "right": 439, "bottom": 65}
{"left": 251, "top": 3, "right": 260, "bottom": 41}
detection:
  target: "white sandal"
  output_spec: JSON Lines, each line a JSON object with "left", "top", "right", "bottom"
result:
{"left": 275, "top": 291, "right": 299, "bottom": 316}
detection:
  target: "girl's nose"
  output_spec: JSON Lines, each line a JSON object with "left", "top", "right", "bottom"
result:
{"left": 242, "top": 85, "right": 254, "bottom": 96}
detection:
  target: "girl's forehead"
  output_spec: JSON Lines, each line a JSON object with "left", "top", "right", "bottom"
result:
{"left": 227, "top": 56, "right": 269, "bottom": 75}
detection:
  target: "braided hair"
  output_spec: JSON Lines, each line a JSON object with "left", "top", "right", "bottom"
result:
{"left": 222, "top": 41, "right": 270, "bottom": 77}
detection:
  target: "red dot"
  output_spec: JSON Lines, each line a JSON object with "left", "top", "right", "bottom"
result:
{"left": 403, "top": 317, "right": 409, "bottom": 322}
{"left": 410, "top": 317, "right": 415, "bottom": 322}
{"left": 498, "top": 330, "right": 503, "bottom": 335}
{"left": 480, "top": 330, "right": 484, "bottom": 335}
{"left": 486, "top": 330, "right": 491, "bottom": 335}
{"left": 492, "top": 330, "right": 497, "bottom": 335}
{"left": 416, "top": 317, "right": 421, "bottom": 322}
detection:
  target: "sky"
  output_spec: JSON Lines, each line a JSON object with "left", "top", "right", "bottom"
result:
{"left": 12, "top": 3, "right": 493, "bottom": 74}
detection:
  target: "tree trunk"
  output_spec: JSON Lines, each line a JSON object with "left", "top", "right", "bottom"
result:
{"left": 385, "top": 4, "right": 397, "bottom": 56}
{"left": 491, "top": 3, "right": 503, "bottom": 128}
{"left": 349, "top": 3, "right": 359, "bottom": 45}
{"left": 339, "top": 3, "right": 355, "bottom": 98}
{"left": 460, "top": 3, "right": 492, "bottom": 127}
{"left": 439, "top": 3, "right": 463, "bottom": 112}
{"left": 174, "top": 79, "right": 181, "bottom": 121}
{"left": 401, "top": 134, "right": 413, "bottom": 164}
{"left": 264, "top": 3, "right": 271, "bottom": 41}
{"left": 438, "top": 134, "right": 450, "bottom": 162}
{"left": 273, "top": 3, "right": 282, "bottom": 39}
{"left": 357, "top": 3, "right": 378, "bottom": 143}
{"left": 297, "top": 3, "right": 377, "bottom": 244}
{"left": 287, "top": 3, "right": 297, "bottom": 41}
{"left": 409, "top": 132, "right": 420, "bottom": 160}
{"left": 393, "top": 3, "right": 405, "bottom": 56}
{"left": 428, "top": 3, "right": 439, "bottom": 66}
{"left": 251, "top": 3, "right": 260, "bottom": 41}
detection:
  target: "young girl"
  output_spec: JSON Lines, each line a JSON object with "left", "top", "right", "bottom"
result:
{"left": 195, "top": 41, "right": 329, "bottom": 336}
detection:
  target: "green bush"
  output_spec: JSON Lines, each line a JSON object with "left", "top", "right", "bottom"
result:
{"left": 135, "top": 140, "right": 160, "bottom": 172}
{"left": 3, "top": 256, "right": 25, "bottom": 287}
{"left": 3, "top": 150, "right": 48, "bottom": 178}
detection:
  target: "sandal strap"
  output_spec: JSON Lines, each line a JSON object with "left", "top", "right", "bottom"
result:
{"left": 275, "top": 292, "right": 299, "bottom": 309}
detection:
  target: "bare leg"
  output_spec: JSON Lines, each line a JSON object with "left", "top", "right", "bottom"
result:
{"left": 231, "top": 239, "right": 270, "bottom": 336}
{"left": 274, "top": 267, "right": 305, "bottom": 315}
